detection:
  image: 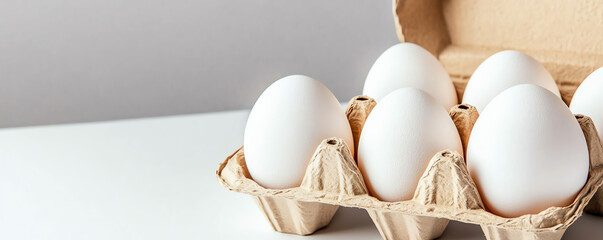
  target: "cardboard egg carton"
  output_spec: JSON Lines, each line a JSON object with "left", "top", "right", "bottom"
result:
{"left": 393, "top": 0, "right": 603, "bottom": 215}
{"left": 216, "top": 95, "right": 603, "bottom": 240}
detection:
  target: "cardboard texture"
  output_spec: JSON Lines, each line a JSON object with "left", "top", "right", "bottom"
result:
{"left": 449, "top": 104, "right": 478, "bottom": 156}
{"left": 345, "top": 96, "right": 376, "bottom": 161}
{"left": 253, "top": 196, "right": 338, "bottom": 235}
{"left": 393, "top": 0, "right": 603, "bottom": 104}
{"left": 393, "top": 0, "right": 603, "bottom": 215}
{"left": 216, "top": 96, "right": 603, "bottom": 240}
{"left": 367, "top": 211, "right": 449, "bottom": 240}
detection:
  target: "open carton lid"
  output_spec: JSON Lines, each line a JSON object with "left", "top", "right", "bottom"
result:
{"left": 393, "top": 0, "right": 603, "bottom": 103}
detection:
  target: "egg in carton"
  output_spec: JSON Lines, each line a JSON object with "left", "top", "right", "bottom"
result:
{"left": 216, "top": 95, "right": 603, "bottom": 240}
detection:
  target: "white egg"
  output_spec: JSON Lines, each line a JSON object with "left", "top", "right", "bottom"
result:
{"left": 462, "top": 50, "right": 561, "bottom": 112}
{"left": 467, "top": 84, "right": 588, "bottom": 218}
{"left": 571, "top": 67, "right": 603, "bottom": 142}
{"left": 362, "top": 43, "right": 458, "bottom": 110}
{"left": 244, "top": 75, "right": 354, "bottom": 189}
{"left": 358, "top": 88, "right": 463, "bottom": 202}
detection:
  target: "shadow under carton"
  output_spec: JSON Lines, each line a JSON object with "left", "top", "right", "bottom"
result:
{"left": 216, "top": 96, "right": 603, "bottom": 240}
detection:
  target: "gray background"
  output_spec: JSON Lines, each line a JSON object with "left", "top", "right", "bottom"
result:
{"left": 0, "top": 0, "right": 397, "bottom": 128}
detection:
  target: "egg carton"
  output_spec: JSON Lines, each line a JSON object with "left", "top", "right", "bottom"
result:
{"left": 216, "top": 95, "right": 603, "bottom": 240}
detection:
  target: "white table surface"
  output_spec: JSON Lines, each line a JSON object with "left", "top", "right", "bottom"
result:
{"left": 1, "top": 109, "right": 602, "bottom": 239}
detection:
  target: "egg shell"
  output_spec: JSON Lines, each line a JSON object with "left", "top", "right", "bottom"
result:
{"left": 362, "top": 43, "right": 458, "bottom": 109}
{"left": 571, "top": 67, "right": 603, "bottom": 142}
{"left": 467, "top": 84, "right": 589, "bottom": 218}
{"left": 244, "top": 75, "right": 354, "bottom": 189}
{"left": 462, "top": 50, "right": 561, "bottom": 113}
{"left": 358, "top": 88, "right": 463, "bottom": 202}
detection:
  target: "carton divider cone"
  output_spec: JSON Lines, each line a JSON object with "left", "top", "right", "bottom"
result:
{"left": 449, "top": 104, "right": 479, "bottom": 157}
{"left": 345, "top": 95, "right": 377, "bottom": 161}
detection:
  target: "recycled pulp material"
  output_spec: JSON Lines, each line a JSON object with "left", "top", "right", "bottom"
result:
{"left": 393, "top": 0, "right": 603, "bottom": 215}
{"left": 393, "top": 0, "right": 603, "bottom": 104}
{"left": 216, "top": 96, "right": 603, "bottom": 240}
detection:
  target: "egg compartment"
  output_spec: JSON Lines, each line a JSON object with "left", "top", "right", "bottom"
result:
{"left": 392, "top": 0, "right": 603, "bottom": 215}
{"left": 216, "top": 95, "right": 603, "bottom": 239}
{"left": 216, "top": 95, "right": 375, "bottom": 236}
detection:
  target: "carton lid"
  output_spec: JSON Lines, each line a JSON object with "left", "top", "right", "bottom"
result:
{"left": 393, "top": 0, "right": 603, "bottom": 103}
